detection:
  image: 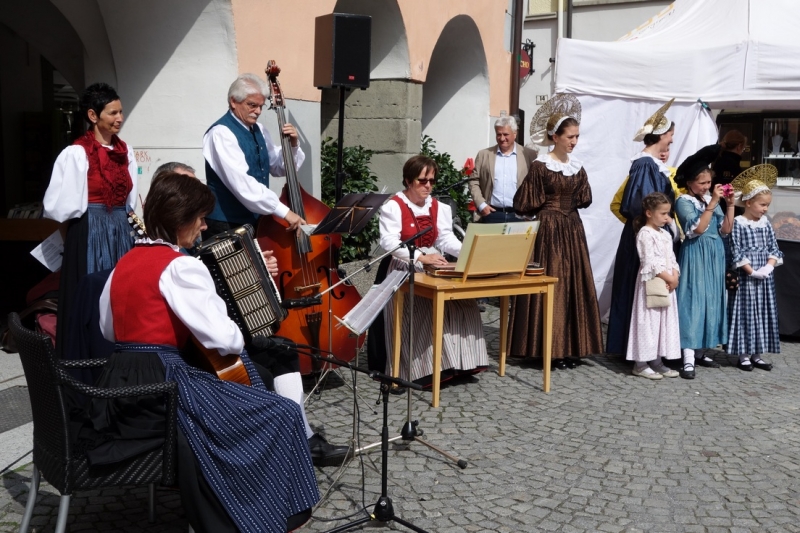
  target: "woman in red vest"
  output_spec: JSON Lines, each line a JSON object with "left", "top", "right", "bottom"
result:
{"left": 43, "top": 83, "right": 137, "bottom": 356}
{"left": 367, "top": 155, "right": 488, "bottom": 386}
{"left": 88, "top": 173, "right": 318, "bottom": 532}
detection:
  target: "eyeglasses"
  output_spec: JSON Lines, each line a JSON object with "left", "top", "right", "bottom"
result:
{"left": 415, "top": 178, "right": 436, "bottom": 185}
{"left": 244, "top": 101, "right": 264, "bottom": 110}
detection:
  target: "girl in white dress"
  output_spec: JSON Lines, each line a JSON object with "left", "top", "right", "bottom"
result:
{"left": 626, "top": 192, "right": 682, "bottom": 379}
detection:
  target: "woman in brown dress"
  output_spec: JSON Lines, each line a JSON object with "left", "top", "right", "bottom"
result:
{"left": 509, "top": 107, "right": 603, "bottom": 369}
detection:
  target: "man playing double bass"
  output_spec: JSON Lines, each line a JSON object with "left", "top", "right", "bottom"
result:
{"left": 203, "top": 72, "right": 306, "bottom": 237}
{"left": 202, "top": 72, "right": 350, "bottom": 467}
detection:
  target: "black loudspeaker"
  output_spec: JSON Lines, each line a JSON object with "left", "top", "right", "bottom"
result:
{"left": 314, "top": 13, "right": 371, "bottom": 89}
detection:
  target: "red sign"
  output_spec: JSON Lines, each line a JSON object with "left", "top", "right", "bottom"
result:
{"left": 519, "top": 49, "right": 531, "bottom": 79}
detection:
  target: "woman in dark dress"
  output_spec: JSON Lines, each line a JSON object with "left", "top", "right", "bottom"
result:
{"left": 86, "top": 173, "right": 318, "bottom": 533}
{"left": 43, "top": 83, "right": 137, "bottom": 357}
{"left": 509, "top": 100, "right": 603, "bottom": 368}
{"left": 606, "top": 99, "right": 678, "bottom": 356}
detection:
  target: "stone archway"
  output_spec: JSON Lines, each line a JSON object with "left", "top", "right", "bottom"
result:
{"left": 422, "top": 15, "right": 490, "bottom": 167}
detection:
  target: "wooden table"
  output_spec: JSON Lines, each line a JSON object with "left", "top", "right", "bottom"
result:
{"left": 391, "top": 273, "right": 558, "bottom": 407}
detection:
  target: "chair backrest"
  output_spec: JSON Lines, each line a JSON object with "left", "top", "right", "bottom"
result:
{"left": 8, "top": 312, "right": 72, "bottom": 491}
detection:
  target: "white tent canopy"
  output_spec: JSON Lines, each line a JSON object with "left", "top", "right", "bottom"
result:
{"left": 555, "top": 0, "right": 800, "bottom": 109}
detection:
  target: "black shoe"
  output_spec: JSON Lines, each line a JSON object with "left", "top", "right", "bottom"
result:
{"left": 552, "top": 359, "right": 568, "bottom": 370}
{"left": 308, "top": 434, "right": 351, "bottom": 467}
{"left": 736, "top": 360, "right": 753, "bottom": 372}
{"left": 696, "top": 356, "right": 720, "bottom": 368}
{"left": 752, "top": 359, "right": 772, "bottom": 371}
{"left": 563, "top": 358, "right": 578, "bottom": 369}
{"left": 679, "top": 363, "right": 695, "bottom": 379}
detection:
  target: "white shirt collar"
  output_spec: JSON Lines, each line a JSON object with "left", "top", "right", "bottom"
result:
{"left": 496, "top": 145, "right": 517, "bottom": 157}
{"left": 229, "top": 110, "right": 256, "bottom": 132}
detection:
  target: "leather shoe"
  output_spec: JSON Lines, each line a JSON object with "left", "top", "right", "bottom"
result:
{"left": 308, "top": 434, "right": 351, "bottom": 467}
{"left": 752, "top": 360, "right": 773, "bottom": 371}
{"left": 552, "top": 359, "right": 568, "bottom": 370}
{"left": 679, "top": 363, "right": 695, "bottom": 379}
{"left": 736, "top": 360, "right": 753, "bottom": 372}
{"left": 696, "top": 356, "right": 720, "bottom": 368}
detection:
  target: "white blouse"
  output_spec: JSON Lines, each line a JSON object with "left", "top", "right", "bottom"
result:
{"left": 379, "top": 192, "right": 462, "bottom": 263}
{"left": 99, "top": 241, "right": 244, "bottom": 356}
{"left": 202, "top": 112, "right": 305, "bottom": 220}
{"left": 43, "top": 144, "right": 138, "bottom": 222}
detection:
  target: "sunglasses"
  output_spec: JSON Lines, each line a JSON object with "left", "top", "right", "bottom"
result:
{"left": 415, "top": 178, "right": 436, "bottom": 185}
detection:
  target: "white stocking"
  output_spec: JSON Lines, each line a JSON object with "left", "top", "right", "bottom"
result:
{"left": 273, "top": 372, "right": 314, "bottom": 439}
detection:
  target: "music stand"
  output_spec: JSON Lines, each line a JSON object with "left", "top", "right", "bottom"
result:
{"left": 305, "top": 192, "right": 390, "bottom": 396}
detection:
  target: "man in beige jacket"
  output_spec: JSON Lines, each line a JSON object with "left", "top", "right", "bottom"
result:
{"left": 469, "top": 115, "right": 538, "bottom": 223}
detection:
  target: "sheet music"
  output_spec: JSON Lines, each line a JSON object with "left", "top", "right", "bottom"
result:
{"left": 336, "top": 269, "right": 409, "bottom": 335}
{"left": 30, "top": 230, "right": 64, "bottom": 272}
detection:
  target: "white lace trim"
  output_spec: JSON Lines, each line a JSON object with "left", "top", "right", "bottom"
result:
{"left": 537, "top": 153, "right": 583, "bottom": 176}
{"left": 735, "top": 214, "right": 770, "bottom": 229}
{"left": 135, "top": 237, "right": 181, "bottom": 252}
{"left": 679, "top": 193, "right": 712, "bottom": 211}
{"left": 631, "top": 151, "right": 670, "bottom": 177}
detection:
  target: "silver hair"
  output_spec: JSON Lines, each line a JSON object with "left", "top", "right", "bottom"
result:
{"left": 153, "top": 161, "right": 196, "bottom": 180}
{"left": 227, "top": 73, "right": 269, "bottom": 103}
{"left": 494, "top": 115, "right": 519, "bottom": 133}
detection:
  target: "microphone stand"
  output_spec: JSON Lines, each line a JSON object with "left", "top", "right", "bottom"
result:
{"left": 290, "top": 346, "right": 430, "bottom": 533}
{"left": 399, "top": 233, "right": 468, "bottom": 469}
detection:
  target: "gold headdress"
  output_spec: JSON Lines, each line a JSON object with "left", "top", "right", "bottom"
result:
{"left": 731, "top": 164, "right": 778, "bottom": 203}
{"left": 529, "top": 94, "right": 581, "bottom": 147}
{"left": 633, "top": 98, "right": 675, "bottom": 142}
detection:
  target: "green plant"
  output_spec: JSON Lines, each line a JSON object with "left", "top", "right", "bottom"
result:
{"left": 320, "top": 137, "right": 380, "bottom": 262}
{"left": 420, "top": 135, "right": 472, "bottom": 228}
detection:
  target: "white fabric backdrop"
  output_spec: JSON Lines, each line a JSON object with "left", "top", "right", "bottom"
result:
{"left": 567, "top": 95, "right": 718, "bottom": 318}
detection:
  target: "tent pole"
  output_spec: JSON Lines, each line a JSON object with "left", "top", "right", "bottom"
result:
{"left": 558, "top": 0, "right": 564, "bottom": 40}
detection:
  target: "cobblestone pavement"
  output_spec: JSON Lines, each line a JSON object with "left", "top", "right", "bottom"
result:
{"left": 1, "top": 300, "right": 800, "bottom": 532}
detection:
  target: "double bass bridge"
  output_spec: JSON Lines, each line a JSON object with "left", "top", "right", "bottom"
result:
{"left": 294, "top": 283, "right": 322, "bottom": 293}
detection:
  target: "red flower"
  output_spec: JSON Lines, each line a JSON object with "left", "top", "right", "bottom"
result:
{"left": 462, "top": 157, "right": 475, "bottom": 176}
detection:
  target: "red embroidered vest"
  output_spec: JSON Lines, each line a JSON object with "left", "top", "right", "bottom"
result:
{"left": 392, "top": 196, "right": 438, "bottom": 247}
{"left": 73, "top": 131, "right": 133, "bottom": 207}
{"left": 110, "top": 245, "right": 190, "bottom": 347}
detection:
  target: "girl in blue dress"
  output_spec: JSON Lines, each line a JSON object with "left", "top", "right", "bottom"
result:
{"left": 674, "top": 145, "right": 735, "bottom": 379}
{"left": 728, "top": 172, "right": 783, "bottom": 371}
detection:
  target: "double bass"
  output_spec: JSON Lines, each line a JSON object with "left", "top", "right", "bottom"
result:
{"left": 256, "top": 61, "right": 362, "bottom": 374}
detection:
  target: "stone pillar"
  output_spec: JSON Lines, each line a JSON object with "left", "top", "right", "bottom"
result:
{"left": 321, "top": 79, "right": 422, "bottom": 193}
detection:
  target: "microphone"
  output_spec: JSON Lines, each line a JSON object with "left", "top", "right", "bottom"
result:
{"left": 280, "top": 295, "right": 323, "bottom": 309}
{"left": 433, "top": 177, "right": 471, "bottom": 195}
{"left": 249, "top": 335, "right": 290, "bottom": 352}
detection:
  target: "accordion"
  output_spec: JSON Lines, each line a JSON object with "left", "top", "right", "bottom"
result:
{"left": 193, "top": 225, "right": 287, "bottom": 341}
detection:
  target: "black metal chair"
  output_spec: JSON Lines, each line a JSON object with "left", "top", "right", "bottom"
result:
{"left": 7, "top": 312, "right": 178, "bottom": 533}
